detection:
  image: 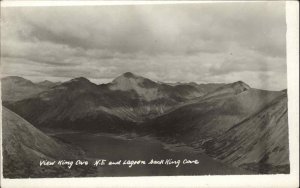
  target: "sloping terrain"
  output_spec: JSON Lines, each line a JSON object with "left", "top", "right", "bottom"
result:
{"left": 140, "top": 84, "right": 288, "bottom": 173}
{"left": 2, "top": 107, "right": 96, "bottom": 178}
{"left": 202, "top": 81, "right": 250, "bottom": 100}
{"left": 204, "top": 94, "right": 289, "bottom": 173}
{"left": 142, "top": 82, "right": 283, "bottom": 139}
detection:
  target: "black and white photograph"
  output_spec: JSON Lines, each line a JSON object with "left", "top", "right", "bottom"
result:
{"left": 0, "top": 1, "right": 299, "bottom": 187}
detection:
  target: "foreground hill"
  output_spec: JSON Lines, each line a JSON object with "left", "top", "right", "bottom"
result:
{"left": 204, "top": 93, "right": 289, "bottom": 173}
{"left": 2, "top": 107, "right": 249, "bottom": 177}
{"left": 2, "top": 107, "right": 97, "bottom": 178}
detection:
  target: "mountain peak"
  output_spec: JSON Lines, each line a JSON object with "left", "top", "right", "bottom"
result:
{"left": 109, "top": 72, "right": 160, "bottom": 100}
{"left": 37, "top": 80, "right": 60, "bottom": 88}
{"left": 2, "top": 76, "right": 32, "bottom": 82}
{"left": 203, "top": 81, "right": 250, "bottom": 99}
{"left": 70, "top": 77, "right": 90, "bottom": 83}
{"left": 37, "top": 80, "right": 53, "bottom": 85}
{"left": 122, "top": 72, "right": 136, "bottom": 78}
{"left": 1, "top": 76, "right": 35, "bottom": 86}
{"left": 231, "top": 81, "right": 250, "bottom": 91}
{"left": 39, "top": 80, "right": 52, "bottom": 84}
{"left": 62, "top": 77, "right": 94, "bottom": 88}
{"left": 112, "top": 72, "right": 141, "bottom": 84}
{"left": 2, "top": 76, "right": 25, "bottom": 80}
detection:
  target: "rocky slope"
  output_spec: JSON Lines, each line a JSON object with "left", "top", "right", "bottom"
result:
{"left": 204, "top": 93, "right": 289, "bottom": 173}
{"left": 2, "top": 107, "right": 96, "bottom": 178}
{"left": 140, "top": 84, "right": 289, "bottom": 173}
{"left": 142, "top": 82, "right": 282, "bottom": 138}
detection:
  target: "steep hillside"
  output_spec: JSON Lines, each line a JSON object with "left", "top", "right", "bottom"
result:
{"left": 142, "top": 83, "right": 283, "bottom": 140}
{"left": 204, "top": 94, "right": 289, "bottom": 173}
{"left": 140, "top": 86, "right": 288, "bottom": 173}
{"left": 2, "top": 107, "right": 96, "bottom": 178}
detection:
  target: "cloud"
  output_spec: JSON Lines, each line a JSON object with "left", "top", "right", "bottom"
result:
{"left": 1, "top": 2, "right": 287, "bottom": 90}
{"left": 208, "top": 46, "right": 286, "bottom": 76}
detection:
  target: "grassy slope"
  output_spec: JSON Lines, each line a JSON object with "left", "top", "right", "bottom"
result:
{"left": 205, "top": 94, "right": 289, "bottom": 173}
{"left": 2, "top": 107, "right": 96, "bottom": 178}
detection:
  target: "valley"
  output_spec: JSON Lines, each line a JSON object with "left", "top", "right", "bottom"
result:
{"left": 1, "top": 72, "right": 290, "bottom": 177}
{"left": 48, "top": 131, "right": 249, "bottom": 176}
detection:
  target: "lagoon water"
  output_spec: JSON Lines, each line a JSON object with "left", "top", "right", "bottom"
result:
{"left": 52, "top": 132, "right": 248, "bottom": 176}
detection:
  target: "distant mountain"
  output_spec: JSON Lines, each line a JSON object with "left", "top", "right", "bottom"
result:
{"left": 1, "top": 76, "right": 59, "bottom": 102}
{"left": 1, "top": 76, "right": 45, "bottom": 102}
{"left": 105, "top": 72, "right": 228, "bottom": 120}
{"left": 3, "top": 73, "right": 227, "bottom": 127}
{"left": 202, "top": 81, "right": 250, "bottom": 99}
{"left": 2, "top": 73, "right": 223, "bottom": 104}
{"left": 37, "top": 80, "right": 61, "bottom": 88}
{"left": 4, "top": 77, "right": 138, "bottom": 132}
{"left": 167, "top": 81, "right": 226, "bottom": 95}
{"left": 2, "top": 107, "right": 89, "bottom": 178}
{"left": 163, "top": 81, "right": 251, "bottom": 112}
{"left": 108, "top": 72, "right": 209, "bottom": 101}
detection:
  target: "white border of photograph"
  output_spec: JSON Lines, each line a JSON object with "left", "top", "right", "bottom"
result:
{"left": 0, "top": 1, "right": 298, "bottom": 187}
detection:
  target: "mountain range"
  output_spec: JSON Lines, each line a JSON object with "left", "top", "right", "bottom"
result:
{"left": 1, "top": 76, "right": 61, "bottom": 102}
{"left": 1, "top": 72, "right": 290, "bottom": 175}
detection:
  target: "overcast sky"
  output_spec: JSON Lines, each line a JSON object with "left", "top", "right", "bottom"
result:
{"left": 1, "top": 2, "right": 287, "bottom": 90}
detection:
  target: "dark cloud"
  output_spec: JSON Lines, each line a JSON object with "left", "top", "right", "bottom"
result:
{"left": 14, "top": 3, "right": 285, "bottom": 56}
{"left": 1, "top": 2, "right": 287, "bottom": 90}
